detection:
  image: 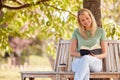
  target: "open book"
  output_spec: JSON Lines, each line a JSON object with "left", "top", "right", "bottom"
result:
{"left": 80, "top": 44, "right": 102, "bottom": 56}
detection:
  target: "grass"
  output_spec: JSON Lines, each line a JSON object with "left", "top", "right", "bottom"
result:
{"left": 0, "top": 69, "right": 20, "bottom": 80}
{"left": 0, "top": 55, "right": 53, "bottom": 80}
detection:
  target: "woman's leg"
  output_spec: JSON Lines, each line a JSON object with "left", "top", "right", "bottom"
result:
{"left": 89, "top": 56, "right": 102, "bottom": 72}
{"left": 83, "top": 71, "right": 90, "bottom": 80}
{"left": 72, "top": 55, "right": 102, "bottom": 80}
{"left": 83, "top": 56, "right": 102, "bottom": 80}
{"left": 72, "top": 55, "right": 90, "bottom": 80}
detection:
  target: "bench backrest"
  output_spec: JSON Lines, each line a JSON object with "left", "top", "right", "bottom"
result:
{"left": 54, "top": 39, "right": 71, "bottom": 72}
{"left": 105, "top": 40, "right": 120, "bottom": 72}
{"left": 54, "top": 39, "right": 120, "bottom": 72}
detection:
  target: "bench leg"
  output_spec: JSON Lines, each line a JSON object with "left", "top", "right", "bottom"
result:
{"left": 29, "top": 78, "right": 34, "bottom": 80}
{"left": 21, "top": 74, "right": 26, "bottom": 80}
{"left": 90, "top": 78, "right": 104, "bottom": 80}
{"left": 21, "top": 76, "right": 26, "bottom": 80}
{"left": 68, "top": 78, "right": 74, "bottom": 80}
{"left": 24, "top": 77, "right": 26, "bottom": 80}
{"left": 103, "top": 78, "right": 110, "bottom": 80}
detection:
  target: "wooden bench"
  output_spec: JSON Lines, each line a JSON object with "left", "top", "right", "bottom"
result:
{"left": 20, "top": 39, "right": 120, "bottom": 80}
{"left": 58, "top": 39, "right": 120, "bottom": 80}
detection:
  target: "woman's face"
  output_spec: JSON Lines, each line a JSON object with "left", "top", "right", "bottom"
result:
{"left": 79, "top": 12, "right": 92, "bottom": 29}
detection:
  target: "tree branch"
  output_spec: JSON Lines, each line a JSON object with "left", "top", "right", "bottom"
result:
{"left": 1, "top": 0, "right": 76, "bottom": 17}
{"left": 2, "top": 4, "right": 29, "bottom": 9}
{"left": 43, "top": 3, "right": 76, "bottom": 17}
{"left": 12, "top": 0, "right": 23, "bottom": 5}
{"left": 2, "top": 0, "right": 50, "bottom": 10}
{"left": 0, "top": 0, "right": 2, "bottom": 10}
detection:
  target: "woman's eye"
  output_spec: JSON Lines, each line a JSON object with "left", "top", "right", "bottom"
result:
{"left": 81, "top": 19, "right": 84, "bottom": 21}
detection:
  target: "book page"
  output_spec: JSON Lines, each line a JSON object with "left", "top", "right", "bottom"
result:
{"left": 80, "top": 44, "right": 101, "bottom": 50}
{"left": 80, "top": 46, "right": 90, "bottom": 50}
{"left": 91, "top": 44, "right": 101, "bottom": 50}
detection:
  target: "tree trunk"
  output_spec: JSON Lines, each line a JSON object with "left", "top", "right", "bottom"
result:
{"left": 0, "top": 0, "right": 2, "bottom": 10}
{"left": 83, "top": 0, "right": 102, "bottom": 27}
{"left": 10, "top": 52, "right": 21, "bottom": 67}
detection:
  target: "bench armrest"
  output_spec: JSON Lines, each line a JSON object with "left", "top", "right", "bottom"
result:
{"left": 59, "top": 64, "right": 66, "bottom": 71}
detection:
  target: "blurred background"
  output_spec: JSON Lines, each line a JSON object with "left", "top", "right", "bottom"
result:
{"left": 0, "top": 0, "right": 120, "bottom": 80}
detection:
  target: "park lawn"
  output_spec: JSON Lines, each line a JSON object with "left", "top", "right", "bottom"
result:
{"left": 0, "top": 69, "right": 20, "bottom": 80}
{"left": 0, "top": 55, "right": 53, "bottom": 80}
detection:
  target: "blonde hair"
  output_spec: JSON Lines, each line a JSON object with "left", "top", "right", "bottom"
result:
{"left": 77, "top": 8, "right": 97, "bottom": 39}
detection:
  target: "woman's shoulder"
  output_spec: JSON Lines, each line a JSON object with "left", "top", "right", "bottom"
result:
{"left": 73, "top": 28, "right": 79, "bottom": 32}
{"left": 97, "top": 27, "right": 105, "bottom": 32}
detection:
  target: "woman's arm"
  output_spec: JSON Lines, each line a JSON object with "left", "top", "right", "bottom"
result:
{"left": 94, "top": 40, "right": 107, "bottom": 59}
{"left": 69, "top": 39, "right": 81, "bottom": 57}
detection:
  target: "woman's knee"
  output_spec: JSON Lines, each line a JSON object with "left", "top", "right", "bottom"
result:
{"left": 82, "top": 55, "right": 90, "bottom": 59}
{"left": 89, "top": 58, "right": 102, "bottom": 72}
{"left": 81, "top": 55, "right": 91, "bottom": 62}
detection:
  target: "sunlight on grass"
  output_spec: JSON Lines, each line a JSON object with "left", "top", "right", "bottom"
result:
{"left": 0, "top": 69, "right": 20, "bottom": 80}
{"left": 29, "top": 55, "right": 51, "bottom": 66}
{"left": 0, "top": 55, "right": 52, "bottom": 80}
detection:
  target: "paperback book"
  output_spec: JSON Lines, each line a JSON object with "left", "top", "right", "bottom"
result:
{"left": 80, "top": 44, "right": 102, "bottom": 56}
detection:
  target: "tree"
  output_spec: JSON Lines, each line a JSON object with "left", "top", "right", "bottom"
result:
{"left": 0, "top": 0, "right": 83, "bottom": 66}
{"left": 83, "top": 0, "right": 101, "bottom": 27}
{"left": 102, "top": 0, "right": 120, "bottom": 39}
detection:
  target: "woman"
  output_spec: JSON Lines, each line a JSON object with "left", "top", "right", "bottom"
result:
{"left": 69, "top": 8, "right": 107, "bottom": 80}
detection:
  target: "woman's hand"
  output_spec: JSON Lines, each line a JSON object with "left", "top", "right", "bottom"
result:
{"left": 70, "top": 39, "right": 81, "bottom": 57}
{"left": 90, "top": 53, "right": 100, "bottom": 59}
{"left": 90, "top": 53, "right": 95, "bottom": 56}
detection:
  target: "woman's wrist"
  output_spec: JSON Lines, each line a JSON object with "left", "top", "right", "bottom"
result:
{"left": 71, "top": 51, "right": 81, "bottom": 57}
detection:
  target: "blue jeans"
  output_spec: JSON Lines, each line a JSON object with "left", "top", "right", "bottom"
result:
{"left": 72, "top": 55, "right": 102, "bottom": 80}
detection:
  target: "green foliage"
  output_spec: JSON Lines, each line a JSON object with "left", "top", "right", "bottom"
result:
{"left": 102, "top": 0, "right": 120, "bottom": 40}
{"left": 102, "top": 18, "right": 120, "bottom": 39}
{"left": 0, "top": 0, "right": 83, "bottom": 58}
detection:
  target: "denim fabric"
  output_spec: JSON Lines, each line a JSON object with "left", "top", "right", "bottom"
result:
{"left": 72, "top": 55, "right": 102, "bottom": 80}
